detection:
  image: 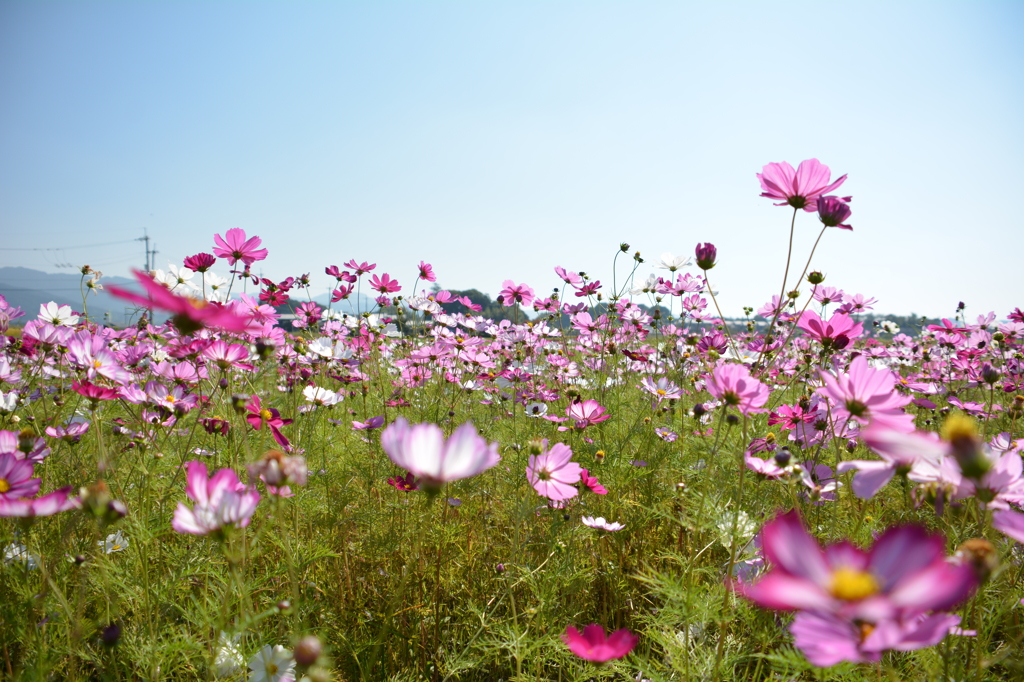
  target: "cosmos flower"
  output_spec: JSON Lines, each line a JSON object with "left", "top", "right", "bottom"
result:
{"left": 706, "top": 364, "right": 770, "bottom": 415}
{"left": 107, "top": 270, "right": 254, "bottom": 335}
{"left": 581, "top": 516, "right": 625, "bottom": 531}
{"left": 211, "top": 228, "right": 268, "bottom": 266}
{"left": 380, "top": 418, "right": 500, "bottom": 492}
{"left": 562, "top": 624, "right": 637, "bottom": 662}
{"left": 171, "top": 461, "right": 260, "bottom": 536}
{"left": 526, "top": 442, "right": 582, "bottom": 501}
{"left": 757, "top": 158, "right": 848, "bottom": 211}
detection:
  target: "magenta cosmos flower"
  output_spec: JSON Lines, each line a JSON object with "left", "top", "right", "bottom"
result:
{"left": 107, "top": 270, "right": 254, "bottom": 335}
{"left": 171, "top": 461, "right": 261, "bottom": 535}
{"left": 706, "top": 363, "right": 770, "bottom": 415}
{"left": 212, "top": 228, "right": 268, "bottom": 266}
{"left": 526, "top": 441, "right": 582, "bottom": 501}
{"left": 380, "top": 418, "right": 500, "bottom": 491}
{"left": 0, "top": 452, "right": 41, "bottom": 500}
{"left": 757, "top": 159, "right": 848, "bottom": 211}
{"left": 735, "top": 510, "right": 976, "bottom": 624}
{"left": 0, "top": 486, "right": 77, "bottom": 517}
{"left": 245, "top": 395, "right": 293, "bottom": 449}
{"left": 817, "top": 195, "right": 853, "bottom": 230}
{"left": 562, "top": 624, "right": 637, "bottom": 662}
{"left": 183, "top": 253, "right": 217, "bottom": 273}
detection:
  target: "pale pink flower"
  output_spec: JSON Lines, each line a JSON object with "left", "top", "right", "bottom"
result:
{"left": 706, "top": 364, "right": 770, "bottom": 415}
{"left": 527, "top": 442, "right": 582, "bottom": 501}
{"left": 171, "top": 461, "right": 261, "bottom": 535}
{"left": 380, "top": 418, "right": 500, "bottom": 491}
{"left": 757, "top": 158, "right": 848, "bottom": 211}
{"left": 581, "top": 516, "right": 625, "bottom": 531}
{"left": 817, "top": 356, "right": 914, "bottom": 432}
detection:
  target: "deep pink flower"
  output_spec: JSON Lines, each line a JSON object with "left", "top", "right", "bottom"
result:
{"left": 171, "top": 461, "right": 260, "bottom": 535}
{"left": 526, "top": 441, "right": 582, "bottom": 501}
{"left": 706, "top": 364, "right": 770, "bottom": 415}
{"left": 71, "top": 380, "right": 120, "bottom": 404}
{"left": 757, "top": 159, "right": 848, "bottom": 211}
{"left": 496, "top": 280, "right": 535, "bottom": 307}
{"left": 245, "top": 395, "right": 293, "bottom": 449}
{"left": 107, "top": 270, "right": 254, "bottom": 335}
{"left": 352, "top": 416, "right": 385, "bottom": 430}
{"left": 562, "top": 624, "right": 637, "bottom": 662}
{"left": 797, "top": 310, "right": 863, "bottom": 350}
{"left": 212, "top": 228, "right": 268, "bottom": 266}
{"left": 369, "top": 273, "right": 401, "bottom": 294}
{"left": 579, "top": 468, "right": 608, "bottom": 494}
{"left": 817, "top": 195, "right": 853, "bottom": 230}
{"left": 735, "top": 510, "right": 976, "bottom": 624}
{"left": 417, "top": 261, "right": 437, "bottom": 282}
{"left": 573, "top": 280, "right": 602, "bottom": 297}
{"left": 694, "top": 242, "right": 717, "bottom": 270}
{"left": 380, "top": 418, "right": 500, "bottom": 491}
{"left": 202, "top": 340, "right": 253, "bottom": 371}
{"left": 387, "top": 473, "right": 419, "bottom": 492}
{"left": 183, "top": 253, "right": 217, "bottom": 273}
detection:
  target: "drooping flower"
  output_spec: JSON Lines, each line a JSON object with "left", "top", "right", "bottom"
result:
{"left": 526, "top": 441, "right": 582, "bottom": 501}
{"left": 581, "top": 516, "right": 625, "bottom": 531}
{"left": 757, "top": 159, "right": 848, "bottom": 211}
{"left": 171, "top": 461, "right": 260, "bottom": 536}
{"left": 817, "top": 195, "right": 853, "bottom": 230}
{"left": 417, "top": 261, "right": 436, "bottom": 282}
{"left": 705, "top": 364, "right": 770, "bottom": 415}
{"left": 380, "top": 418, "right": 500, "bottom": 491}
{"left": 212, "top": 228, "right": 268, "bottom": 266}
{"left": 562, "top": 624, "right": 637, "bottom": 662}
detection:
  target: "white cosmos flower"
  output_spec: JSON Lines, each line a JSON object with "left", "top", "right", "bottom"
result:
{"left": 302, "top": 385, "right": 341, "bottom": 407}
{"left": 38, "top": 302, "right": 79, "bottom": 326}
{"left": 581, "top": 516, "right": 625, "bottom": 531}
{"left": 655, "top": 252, "right": 692, "bottom": 272}
{"left": 215, "top": 632, "right": 244, "bottom": 678}
{"left": 98, "top": 530, "right": 129, "bottom": 554}
{"left": 307, "top": 338, "right": 334, "bottom": 358}
{"left": 248, "top": 644, "right": 295, "bottom": 682}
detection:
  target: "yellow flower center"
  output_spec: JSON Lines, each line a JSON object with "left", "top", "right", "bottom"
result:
{"left": 830, "top": 567, "right": 880, "bottom": 601}
{"left": 164, "top": 395, "right": 176, "bottom": 404}
{"left": 112, "top": 544, "right": 122, "bottom": 551}
{"left": 657, "top": 389, "right": 667, "bottom": 396}
{"left": 260, "top": 409, "right": 273, "bottom": 422}
{"left": 92, "top": 360, "right": 103, "bottom": 369}
{"left": 0, "top": 478, "right": 10, "bottom": 493}
{"left": 266, "top": 663, "right": 278, "bottom": 675}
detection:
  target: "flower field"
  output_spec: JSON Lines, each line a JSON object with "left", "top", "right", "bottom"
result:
{"left": 2, "top": 159, "right": 1023, "bottom": 681}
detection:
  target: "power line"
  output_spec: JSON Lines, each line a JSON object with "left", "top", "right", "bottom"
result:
{"left": 0, "top": 239, "right": 139, "bottom": 251}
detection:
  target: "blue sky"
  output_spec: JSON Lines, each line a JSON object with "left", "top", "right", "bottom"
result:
{"left": 1, "top": 1, "right": 1021, "bottom": 318}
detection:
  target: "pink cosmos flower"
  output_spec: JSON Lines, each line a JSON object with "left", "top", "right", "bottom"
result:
{"left": 837, "top": 424, "right": 946, "bottom": 499}
{"left": 817, "top": 356, "right": 914, "bottom": 432}
{"left": 202, "top": 340, "right": 253, "bottom": 371}
{"left": 417, "top": 261, "right": 437, "bottom": 282}
{"left": 993, "top": 508, "right": 1024, "bottom": 544}
{"left": 817, "top": 195, "right": 853, "bottom": 230}
{"left": 562, "top": 624, "right": 637, "bottom": 662}
{"left": 496, "top": 280, "right": 535, "bottom": 307}
{"left": 0, "top": 452, "right": 41, "bottom": 500}
{"left": 183, "top": 253, "right": 217, "bottom": 273}
{"left": 705, "top": 364, "right": 770, "bottom": 415}
{"left": 380, "top": 418, "right": 500, "bottom": 491}
{"left": 352, "top": 416, "right": 385, "bottom": 430}
{"left": 343, "top": 260, "right": 376, "bottom": 275}
{"left": 369, "top": 273, "right": 401, "bottom": 294}
{"left": 640, "top": 376, "right": 683, "bottom": 403}
{"left": 694, "top": 242, "right": 717, "bottom": 270}
{"left": 0, "top": 486, "right": 77, "bottom": 517}
{"left": 171, "top": 461, "right": 261, "bottom": 535}
{"left": 559, "top": 399, "right": 611, "bottom": 431}
{"left": 797, "top": 310, "right": 863, "bottom": 350}
{"left": 757, "top": 159, "right": 848, "bottom": 212}
{"left": 212, "top": 228, "right": 268, "bottom": 266}
{"left": 735, "top": 510, "right": 976, "bottom": 624}
{"left": 526, "top": 441, "right": 582, "bottom": 501}
{"left": 107, "top": 270, "right": 254, "bottom": 335}
{"left": 72, "top": 380, "right": 120, "bottom": 405}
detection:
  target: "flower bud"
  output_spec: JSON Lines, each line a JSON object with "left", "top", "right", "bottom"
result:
{"left": 694, "top": 242, "right": 717, "bottom": 271}
{"left": 774, "top": 447, "right": 792, "bottom": 467}
{"left": 807, "top": 271, "right": 825, "bottom": 285}
{"left": 294, "top": 635, "right": 323, "bottom": 666}
{"left": 942, "top": 414, "right": 990, "bottom": 479}
{"left": 981, "top": 364, "right": 1000, "bottom": 385}
{"left": 955, "top": 538, "right": 998, "bottom": 583}
{"left": 619, "top": 242, "right": 630, "bottom": 253}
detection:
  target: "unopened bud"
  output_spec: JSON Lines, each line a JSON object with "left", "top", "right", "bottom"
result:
{"left": 981, "top": 364, "right": 1000, "bottom": 385}
{"left": 807, "top": 271, "right": 825, "bottom": 285}
{"left": 774, "top": 447, "right": 792, "bottom": 467}
{"left": 294, "top": 635, "right": 323, "bottom": 666}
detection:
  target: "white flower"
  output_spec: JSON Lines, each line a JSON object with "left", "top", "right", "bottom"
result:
{"left": 38, "top": 302, "right": 79, "bottom": 326}
{"left": 248, "top": 644, "right": 296, "bottom": 682}
{"left": 206, "top": 272, "right": 230, "bottom": 301}
{"left": 215, "top": 632, "right": 244, "bottom": 678}
{"left": 99, "top": 531, "right": 129, "bottom": 554}
{"left": 655, "top": 252, "right": 692, "bottom": 272}
{"left": 302, "top": 386, "right": 341, "bottom": 407}
{"left": 0, "top": 389, "right": 17, "bottom": 413}
{"left": 307, "top": 338, "right": 334, "bottom": 358}
{"left": 879, "top": 320, "right": 901, "bottom": 335}
{"left": 524, "top": 402, "right": 548, "bottom": 417}
{"left": 581, "top": 516, "right": 625, "bottom": 531}
{"left": 85, "top": 272, "right": 104, "bottom": 295}
{"left": 166, "top": 264, "right": 198, "bottom": 292}
{"left": 629, "top": 273, "right": 659, "bottom": 296}
{"left": 3, "top": 542, "right": 39, "bottom": 569}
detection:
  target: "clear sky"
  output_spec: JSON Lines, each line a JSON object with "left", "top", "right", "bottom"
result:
{"left": 1, "top": 1, "right": 1021, "bottom": 318}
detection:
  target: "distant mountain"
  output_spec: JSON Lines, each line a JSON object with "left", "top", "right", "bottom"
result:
{"left": 0, "top": 267, "right": 147, "bottom": 326}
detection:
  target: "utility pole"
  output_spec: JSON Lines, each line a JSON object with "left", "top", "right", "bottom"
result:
{"left": 136, "top": 228, "right": 158, "bottom": 272}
